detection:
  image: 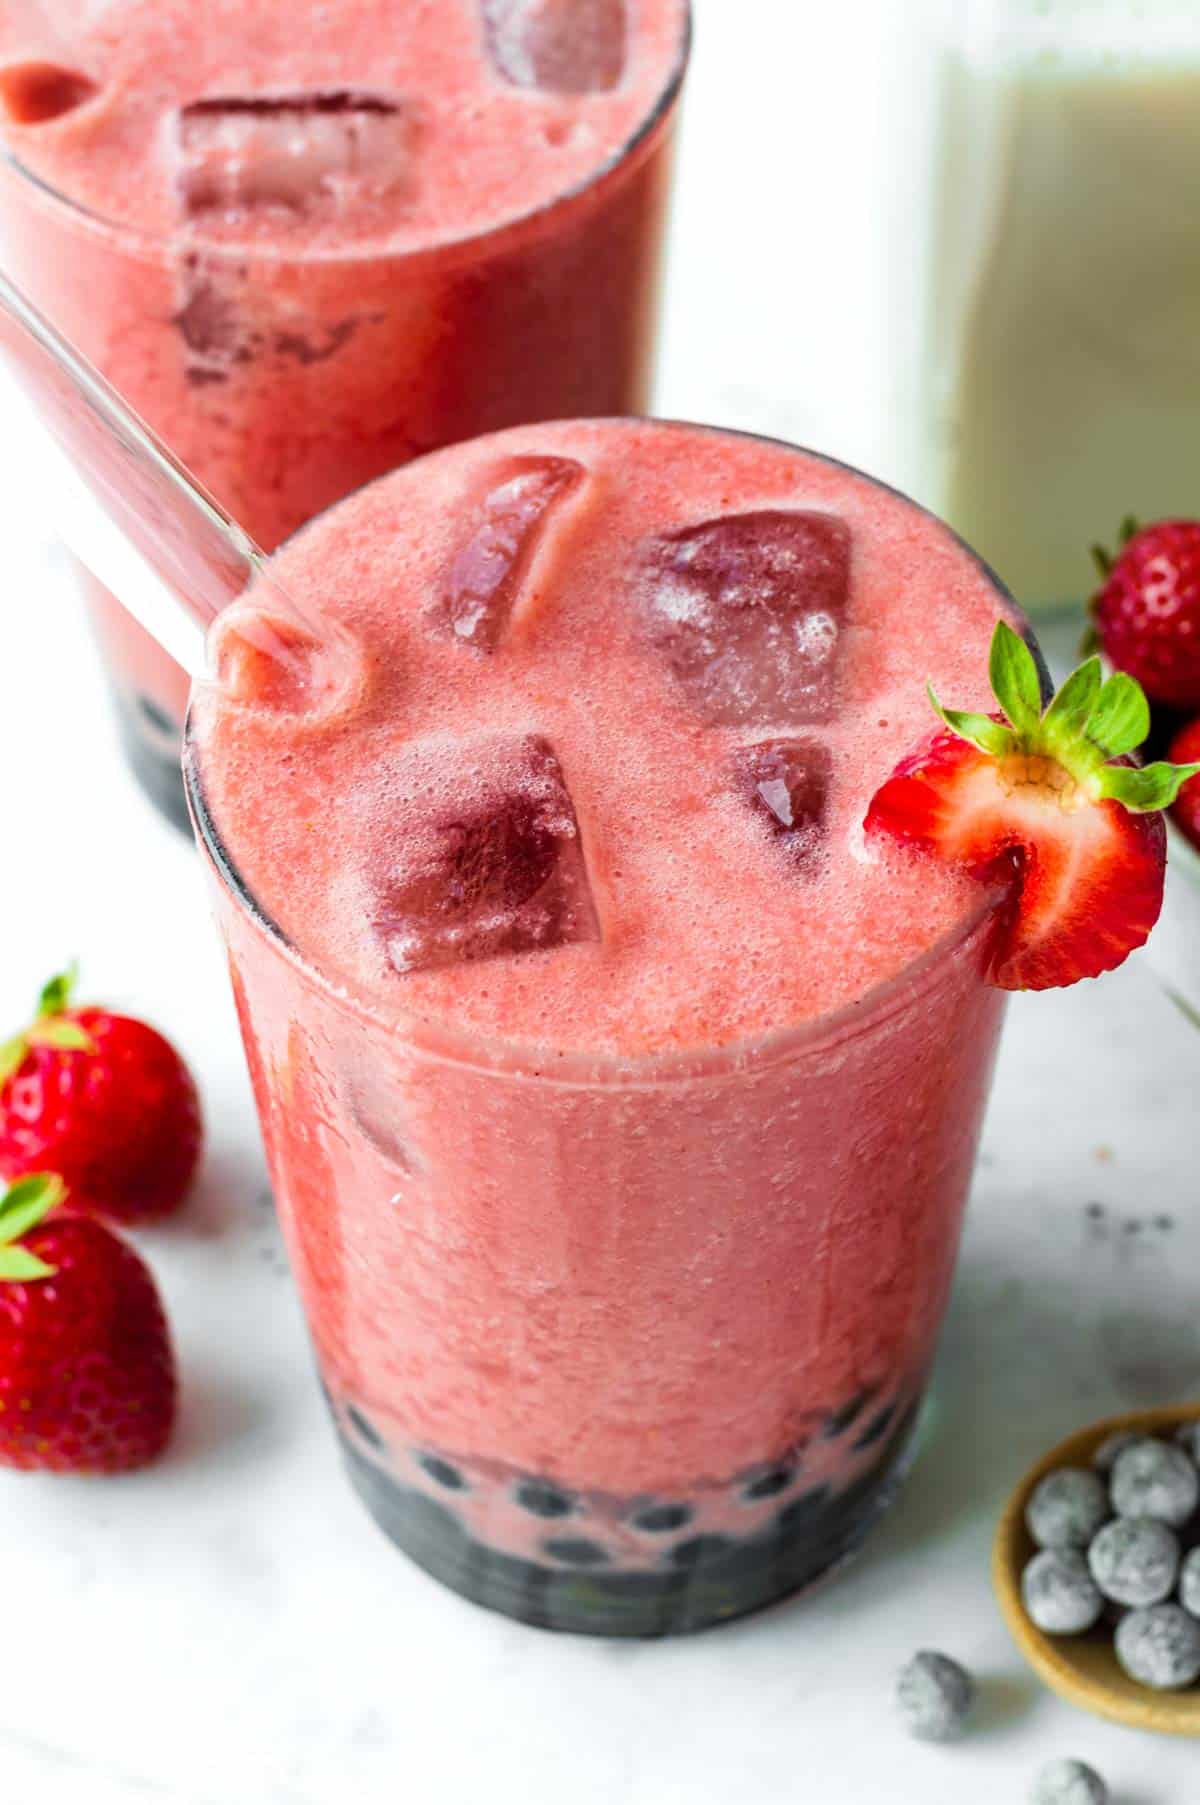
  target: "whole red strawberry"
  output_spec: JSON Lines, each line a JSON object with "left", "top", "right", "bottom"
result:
{"left": 0, "top": 969, "right": 202, "bottom": 1223}
{"left": 0, "top": 1174, "right": 177, "bottom": 1472}
{"left": 1168, "top": 718, "right": 1200, "bottom": 853}
{"left": 1092, "top": 518, "right": 1200, "bottom": 709}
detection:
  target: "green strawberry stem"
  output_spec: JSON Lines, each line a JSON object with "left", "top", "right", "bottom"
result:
{"left": 0, "top": 1174, "right": 63, "bottom": 1282}
{"left": 930, "top": 621, "right": 1200, "bottom": 814}
{"left": 0, "top": 965, "right": 94, "bottom": 1087}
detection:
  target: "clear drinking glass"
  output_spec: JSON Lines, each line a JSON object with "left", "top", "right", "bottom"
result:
{"left": 182, "top": 425, "right": 1014, "bottom": 1638}
{"left": 923, "top": 0, "right": 1200, "bottom": 620}
{"left": 0, "top": 7, "right": 689, "bottom": 826}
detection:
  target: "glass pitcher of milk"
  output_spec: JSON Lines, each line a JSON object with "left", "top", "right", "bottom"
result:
{"left": 925, "top": 0, "right": 1200, "bottom": 620}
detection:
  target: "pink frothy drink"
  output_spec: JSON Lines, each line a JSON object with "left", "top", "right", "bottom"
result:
{"left": 0, "top": 0, "right": 688, "bottom": 827}
{"left": 188, "top": 420, "right": 1023, "bottom": 1635}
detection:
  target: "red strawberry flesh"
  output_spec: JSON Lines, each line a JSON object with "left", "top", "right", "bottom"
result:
{"left": 865, "top": 729, "right": 1166, "bottom": 990}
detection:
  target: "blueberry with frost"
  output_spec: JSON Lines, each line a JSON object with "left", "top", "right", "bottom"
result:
{"left": 1025, "top": 1467, "right": 1109, "bottom": 1550}
{"left": 1110, "top": 1437, "right": 1199, "bottom": 1527}
{"left": 1032, "top": 1758, "right": 1108, "bottom": 1805}
{"left": 1087, "top": 1517, "right": 1178, "bottom": 1608}
{"left": 1179, "top": 1547, "right": 1200, "bottom": 1618}
{"left": 1114, "top": 1603, "right": 1200, "bottom": 1689}
{"left": 895, "top": 1651, "right": 974, "bottom": 1742}
{"left": 1091, "top": 1429, "right": 1139, "bottom": 1475}
{"left": 1022, "top": 1549, "right": 1103, "bottom": 1635}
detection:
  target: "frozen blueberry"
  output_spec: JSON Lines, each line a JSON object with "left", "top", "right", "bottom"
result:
{"left": 418, "top": 1454, "right": 467, "bottom": 1492}
{"left": 1091, "top": 1429, "right": 1140, "bottom": 1475}
{"left": 895, "top": 1651, "right": 974, "bottom": 1742}
{"left": 514, "top": 1480, "right": 573, "bottom": 1520}
{"left": 1031, "top": 1758, "right": 1108, "bottom": 1805}
{"left": 1180, "top": 1547, "right": 1200, "bottom": 1617}
{"left": 542, "top": 1537, "right": 609, "bottom": 1568}
{"left": 1022, "top": 1549, "right": 1104, "bottom": 1636}
{"left": 631, "top": 1502, "right": 692, "bottom": 1534}
{"left": 1087, "top": 1517, "right": 1179, "bottom": 1608}
{"left": 1025, "top": 1468, "right": 1110, "bottom": 1551}
{"left": 1114, "top": 1603, "right": 1200, "bottom": 1689}
{"left": 1173, "top": 1420, "right": 1200, "bottom": 1466}
{"left": 1110, "top": 1438, "right": 1200, "bottom": 1527}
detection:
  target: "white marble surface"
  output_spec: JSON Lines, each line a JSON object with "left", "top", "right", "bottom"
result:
{"left": 1, "top": 4, "right": 1199, "bottom": 1802}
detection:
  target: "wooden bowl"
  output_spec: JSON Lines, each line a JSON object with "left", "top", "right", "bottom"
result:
{"left": 993, "top": 1404, "right": 1200, "bottom": 1737}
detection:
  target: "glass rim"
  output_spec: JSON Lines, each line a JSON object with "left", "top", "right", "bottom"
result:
{"left": 0, "top": 3, "right": 691, "bottom": 270}
{"left": 183, "top": 417, "right": 1019, "bottom": 1088}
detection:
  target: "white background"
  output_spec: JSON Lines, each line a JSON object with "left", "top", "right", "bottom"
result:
{"left": 1, "top": 4, "right": 1199, "bottom": 1802}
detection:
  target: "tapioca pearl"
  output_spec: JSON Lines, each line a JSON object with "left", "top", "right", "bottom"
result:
{"left": 852, "top": 1403, "right": 897, "bottom": 1452}
{"left": 1179, "top": 1547, "right": 1200, "bottom": 1616}
{"left": 419, "top": 1454, "right": 468, "bottom": 1492}
{"left": 630, "top": 1502, "right": 692, "bottom": 1534}
{"left": 669, "top": 1535, "right": 735, "bottom": 1570}
{"left": 776, "top": 1487, "right": 833, "bottom": 1537}
{"left": 514, "top": 1480, "right": 574, "bottom": 1520}
{"left": 346, "top": 1405, "right": 385, "bottom": 1451}
{"left": 740, "top": 1464, "right": 795, "bottom": 1503}
{"left": 542, "top": 1537, "right": 610, "bottom": 1568}
{"left": 823, "top": 1389, "right": 875, "bottom": 1439}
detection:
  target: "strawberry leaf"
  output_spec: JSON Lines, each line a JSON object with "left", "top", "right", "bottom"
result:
{"left": 1086, "top": 672, "right": 1151, "bottom": 760}
{"left": 928, "top": 684, "right": 1015, "bottom": 759}
{"left": 0, "top": 1246, "right": 56, "bottom": 1282}
{"left": 0, "top": 1033, "right": 29, "bottom": 1088}
{"left": 1097, "top": 760, "right": 1200, "bottom": 813}
{"left": 37, "top": 964, "right": 78, "bottom": 1020}
{"left": 0, "top": 1173, "right": 65, "bottom": 1246}
{"left": 28, "top": 1019, "right": 94, "bottom": 1054}
{"left": 1043, "top": 657, "right": 1103, "bottom": 746}
{"left": 989, "top": 621, "right": 1043, "bottom": 735}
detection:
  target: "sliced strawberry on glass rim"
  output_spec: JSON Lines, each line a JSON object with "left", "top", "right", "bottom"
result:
{"left": 864, "top": 621, "right": 1200, "bottom": 991}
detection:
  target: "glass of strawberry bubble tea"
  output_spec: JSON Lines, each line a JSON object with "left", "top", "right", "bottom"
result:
{"left": 180, "top": 413, "right": 1196, "bottom": 1637}
{"left": 0, "top": 0, "right": 690, "bottom": 829}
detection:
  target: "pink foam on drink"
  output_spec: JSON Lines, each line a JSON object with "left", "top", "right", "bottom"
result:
{"left": 195, "top": 420, "right": 1013, "bottom": 1055}
{"left": 0, "top": 0, "right": 686, "bottom": 249}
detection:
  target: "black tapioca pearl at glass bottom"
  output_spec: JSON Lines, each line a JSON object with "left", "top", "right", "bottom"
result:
{"left": 776, "top": 1486, "right": 833, "bottom": 1537}
{"left": 135, "top": 693, "right": 181, "bottom": 741}
{"left": 631, "top": 1502, "right": 693, "bottom": 1534}
{"left": 543, "top": 1536, "right": 610, "bottom": 1568}
{"left": 670, "top": 1534, "right": 735, "bottom": 1570}
{"left": 741, "top": 1464, "right": 795, "bottom": 1502}
{"left": 347, "top": 1405, "right": 384, "bottom": 1451}
{"left": 853, "top": 1404, "right": 897, "bottom": 1452}
{"left": 514, "top": 1480, "right": 574, "bottom": 1520}
{"left": 419, "top": 1453, "right": 468, "bottom": 1492}
{"left": 823, "top": 1388, "right": 876, "bottom": 1439}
